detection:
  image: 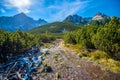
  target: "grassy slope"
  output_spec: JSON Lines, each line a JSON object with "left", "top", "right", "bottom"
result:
{"left": 28, "top": 22, "right": 81, "bottom": 34}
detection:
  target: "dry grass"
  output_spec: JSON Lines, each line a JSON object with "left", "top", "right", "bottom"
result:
{"left": 64, "top": 42, "right": 120, "bottom": 73}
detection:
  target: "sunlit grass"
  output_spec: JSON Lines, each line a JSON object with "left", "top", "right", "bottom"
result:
{"left": 64, "top": 43, "right": 120, "bottom": 73}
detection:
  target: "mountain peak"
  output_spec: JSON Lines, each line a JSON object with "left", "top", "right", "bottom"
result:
{"left": 72, "top": 14, "right": 81, "bottom": 17}
{"left": 95, "top": 12, "right": 104, "bottom": 16}
{"left": 66, "top": 14, "right": 82, "bottom": 19}
{"left": 64, "top": 14, "right": 85, "bottom": 24}
{"left": 92, "top": 12, "right": 109, "bottom": 20}
{"left": 14, "top": 12, "right": 27, "bottom": 18}
{"left": 0, "top": 13, "right": 47, "bottom": 31}
{"left": 19, "top": 12, "right": 26, "bottom": 15}
{"left": 64, "top": 14, "right": 89, "bottom": 24}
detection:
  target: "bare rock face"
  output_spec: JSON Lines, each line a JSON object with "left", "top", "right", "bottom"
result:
{"left": 92, "top": 15, "right": 104, "bottom": 20}
{"left": 64, "top": 14, "right": 90, "bottom": 24}
{"left": 92, "top": 12, "right": 110, "bottom": 20}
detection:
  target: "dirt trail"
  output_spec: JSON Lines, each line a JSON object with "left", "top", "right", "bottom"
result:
{"left": 33, "top": 39, "right": 120, "bottom": 80}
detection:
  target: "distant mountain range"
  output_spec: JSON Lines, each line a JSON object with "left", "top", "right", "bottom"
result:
{"left": 64, "top": 12, "right": 110, "bottom": 24}
{"left": 28, "top": 12, "right": 111, "bottom": 34}
{"left": 0, "top": 13, "right": 47, "bottom": 31}
{"left": 0, "top": 12, "right": 111, "bottom": 32}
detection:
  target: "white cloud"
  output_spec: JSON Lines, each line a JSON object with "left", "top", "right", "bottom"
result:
{"left": 0, "top": 8, "right": 6, "bottom": 13}
{"left": 47, "top": 0, "right": 89, "bottom": 22}
{"left": 3, "top": 0, "right": 90, "bottom": 22}
{"left": 5, "top": 0, "right": 32, "bottom": 13}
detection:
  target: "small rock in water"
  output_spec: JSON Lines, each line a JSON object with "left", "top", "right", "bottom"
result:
{"left": 23, "top": 57, "right": 29, "bottom": 63}
{"left": 40, "top": 48, "right": 48, "bottom": 53}
{"left": 21, "top": 74, "right": 28, "bottom": 80}
{"left": 32, "top": 76, "right": 37, "bottom": 80}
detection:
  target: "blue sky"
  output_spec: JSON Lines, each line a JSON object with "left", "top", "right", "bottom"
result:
{"left": 0, "top": 0, "right": 120, "bottom": 22}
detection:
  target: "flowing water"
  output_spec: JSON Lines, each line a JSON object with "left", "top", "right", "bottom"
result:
{"left": 0, "top": 46, "right": 48, "bottom": 80}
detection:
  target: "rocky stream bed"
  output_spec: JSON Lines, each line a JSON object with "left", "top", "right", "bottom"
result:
{"left": 0, "top": 46, "right": 48, "bottom": 80}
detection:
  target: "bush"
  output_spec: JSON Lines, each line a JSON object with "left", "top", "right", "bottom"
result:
{"left": 90, "top": 50, "right": 110, "bottom": 60}
{"left": 0, "top": 30, "right": 41, "bottom": 62}
{"left": 81, "top": 51, "right": 89, "bottom": 57}
{"left": 107, "top": 59, "right": 120, "bottom": 72}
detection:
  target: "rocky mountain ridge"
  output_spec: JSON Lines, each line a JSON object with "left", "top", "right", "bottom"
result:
{"left": 0, "top": 13, "right": 47, "bottom": 31}
{"left": 64, "top": 12, "right": 110, "bottom": 24}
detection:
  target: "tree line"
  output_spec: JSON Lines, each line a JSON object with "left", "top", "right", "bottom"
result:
{"left": 0, "top": 30, "right": 55, "bottom": 62}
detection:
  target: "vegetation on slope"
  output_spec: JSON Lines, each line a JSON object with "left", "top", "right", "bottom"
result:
{"left": 29, "top": 22, "right": 81, "bottom": 34}
{"left": 0, "top": 30, "right": 55, "bottom": 62}
{"left": 64, "top": 17, "right": 120, "bottom": 73}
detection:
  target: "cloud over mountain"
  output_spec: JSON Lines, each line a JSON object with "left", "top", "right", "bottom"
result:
{"left": 4, "top": 0, "right": 32, "bottom": 13}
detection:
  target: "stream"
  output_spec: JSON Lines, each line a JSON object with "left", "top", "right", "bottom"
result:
{"left": 0, "top": 46, "right": 48, "bottom": 80}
